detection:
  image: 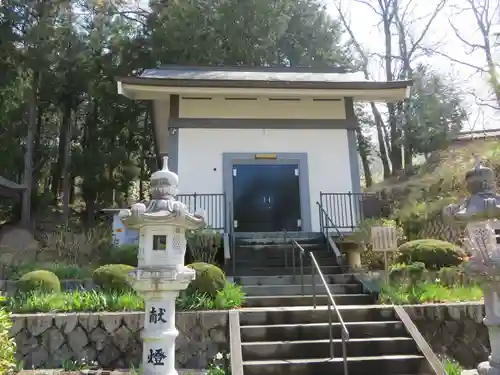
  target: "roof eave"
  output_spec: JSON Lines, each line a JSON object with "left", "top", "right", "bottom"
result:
{"left": 117, "top": 76, "right": 413, "bottom": 91}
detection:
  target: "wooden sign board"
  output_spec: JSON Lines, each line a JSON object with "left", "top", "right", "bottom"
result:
{"left": 371, "top": 226, "right": 398, "bottom": 252}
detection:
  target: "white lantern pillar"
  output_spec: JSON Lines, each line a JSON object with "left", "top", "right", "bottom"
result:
{"left": 119, "top": 156, "right": 205, "bottom": 375}
{"left": 443, "top": 155, "right": 500, "bottom": 375}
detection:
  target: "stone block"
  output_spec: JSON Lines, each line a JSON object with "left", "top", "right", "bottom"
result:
{"left": 42, "top": 327, "right": 65, "bottom": 354}
{"left": 55, "top": 313, "right": 78, "bottom": 333}
{"left": 101, "top": 313, "right": 123, "bottom": 333}
{"left": 122, "top": 313, "right": 143, "bottom": 332}
{"left": 26, "top": 314, "right": 53, "bottom": 336}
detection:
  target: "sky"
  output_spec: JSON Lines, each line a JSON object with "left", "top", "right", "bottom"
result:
{"left": 326, "top": 0, "right": 500, "bottom": 131}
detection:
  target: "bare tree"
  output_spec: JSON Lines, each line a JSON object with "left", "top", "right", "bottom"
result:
{"left": 334, "top": 0, "right": 447, "bottom": 175}
{"left": 334, "top": 0, "right": 392, "bottom": 179}
{"left": 442, "top": 0, "right": 500, "bottom": 109}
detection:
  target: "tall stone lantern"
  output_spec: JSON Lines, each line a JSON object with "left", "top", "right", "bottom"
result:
{"left": 119, "top": 156, "right": 205, "bottom": 375}
{"left": 443, "top": 155, "right": 500, "bottom": 375}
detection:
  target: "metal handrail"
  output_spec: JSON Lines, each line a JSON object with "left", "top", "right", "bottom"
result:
{"left": 228, "top": 202, "right": 236, "bottom": 278}
{"left": 284, "top": 232, "right": 350, "bottom": 375}
{"left": 317, "top": 201, "right": 344, "bottom": 242}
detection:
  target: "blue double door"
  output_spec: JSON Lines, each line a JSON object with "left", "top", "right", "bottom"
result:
{"left": 232, "top": 164, "right": 301, "bottom": 232}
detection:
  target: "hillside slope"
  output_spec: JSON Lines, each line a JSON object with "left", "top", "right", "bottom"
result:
{"left": 366, "top": 139, "right": 500, "bottom": 240}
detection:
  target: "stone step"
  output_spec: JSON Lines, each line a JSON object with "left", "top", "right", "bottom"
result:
{"left": 236, "top": 274, "right": 356, "bottom": 286}
{"left": 234, "top": 250, "right": 335, "bottom": 263}
{"left": 242, "top": 337, "right": 419, "bottom": 361}
{"left": 234, "top": 266, "right": 343, "bottom": 277}
{"left": 240, "top": 321, "right": 407, "bottom": 342}
{"left": 236, "top": 243, "right": 326, "bottom": 252}
{"left": 235, "top": 232, "right": 324, "bottom": 243}
{"left": 241, "top": 283, "right": 362, "bottom": 296}
{"left": 239, "top": 306, "right": 397, "bottom": 326}
{"left": 234, "top": 257, "right": 338, "bottom": 269}
{"left": 244, "top": 294, "right": 373, "bottom": 308}
{"left": 243, "top": 354, "right": 426, "bottom": 375}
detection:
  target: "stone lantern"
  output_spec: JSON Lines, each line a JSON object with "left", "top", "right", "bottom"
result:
{"left": 443, "top": 155, "right": 500, "bottom": 375}
{"left": 119, "top": 156, "right": 205, "bottom": 375}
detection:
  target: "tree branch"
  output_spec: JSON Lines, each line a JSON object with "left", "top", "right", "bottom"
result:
{"left": 407, "top": 0, "right": 447, "bottom": 59}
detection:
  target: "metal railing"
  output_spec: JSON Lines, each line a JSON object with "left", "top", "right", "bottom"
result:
{"left": 318, "top": 201, "right": 355, "bottom": 275}
{"left": 229, "top": 201, "right": 236, "bottom": 278}
{"left": 320, "top": 191, "right": 388, "bottom": 231}
{"left": 177, "top": 193, "right": 225, "bottom": 230}
{"left": 284, "top": 232, "right": 350, "bottom": 375}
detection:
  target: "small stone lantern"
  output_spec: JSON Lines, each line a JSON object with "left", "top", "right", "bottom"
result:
{"left": 443, "top": 155, "right": 500, "bottom": 375}
{"left": 119, "top": 156, "right": 205, "bottom": 375}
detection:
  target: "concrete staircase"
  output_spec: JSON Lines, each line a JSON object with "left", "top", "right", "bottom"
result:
{"left": 230, "top": 232, "right": 443, "bottom": 375}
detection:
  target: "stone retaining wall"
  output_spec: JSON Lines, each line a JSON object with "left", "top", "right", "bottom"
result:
{"left": 403, "top": 303, "right": 488, "bottom": 369}
{"left": 11, "top": 311, "right": 229, "bottom": 370}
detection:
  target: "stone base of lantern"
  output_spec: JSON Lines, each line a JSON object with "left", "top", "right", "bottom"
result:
{"left": 129, "top": 266, "right": 195, "bottom": 375}
{"left": 462, "top": 362, "right": 500, "bottom": 375}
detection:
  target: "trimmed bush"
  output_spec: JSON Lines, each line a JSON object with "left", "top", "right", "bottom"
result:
{"left": 18, "top": 270, "right": 61, "bottom": 293}
{"left": 187, "top": 229, "right": 221, "bottom": 264}
{"left": 389, "top": 262, "right": 425, "bottom": 282}
{"left": 0, "top": 297, "right": 15, "bottom": 373}
{"left": 92, "top": 264, "right": 134, "bottom": 292}
{"left": 100, "top": 245, "right": 138, "bottom": 266}
{"left": 397, "top": 239, "right": 466, "bottom": 270}
{"left": 187, "top": 262, "right": 226, "bottom": 297}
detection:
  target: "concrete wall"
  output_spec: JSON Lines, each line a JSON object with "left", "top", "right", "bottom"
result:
{"left": 177, "top": 128, "right": 353, "bottom": 231}
{"left": 178, "top": 96, "right": 346, "bottom": 119}
{"left": 11, "top": 311, "right": 228, "bottom": 370}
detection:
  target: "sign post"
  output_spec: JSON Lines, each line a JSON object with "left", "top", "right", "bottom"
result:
{"left": 371, "top": 226, "right": 398, "bottom": 285}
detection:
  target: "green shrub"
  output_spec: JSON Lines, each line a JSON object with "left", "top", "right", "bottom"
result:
{"left": 389, "top": 262, "right": 425, "bottom": 282}
{"left": 18, "top": 270, "right": 61, "bottom": 293}
{"left": 92, "top": 264, "right": 134, "bottom": 292}
{"left": 0, "top": 297, "right": 15, "bottom": 373}
{"left": 100, "top": 245, "right": 138, "bottom": 266}
{"left": 177, "top": 282, "right": 244, "bottom": 311}
{"left": 397, "top": 239, "right": 466, "bottom": 270}
{"left": 187, "top": 262, "right": 226, "bottom": 297}
{"left": 187, "top": 229, "right": 221, "bottom": 264}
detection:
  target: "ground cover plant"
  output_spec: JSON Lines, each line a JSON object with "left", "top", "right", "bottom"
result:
{"left": 7, "top": 260, "right": 244, "bottom": 313}
{"left": 379, "top": 262, "right": 482, "bottom": 304}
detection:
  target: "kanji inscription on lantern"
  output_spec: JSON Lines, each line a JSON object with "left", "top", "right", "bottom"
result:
{"left": 149, "top": 306, "right": 167, "bottom": 324}
{"left": 147, "top": 348, "right": 167, "bottom": 366}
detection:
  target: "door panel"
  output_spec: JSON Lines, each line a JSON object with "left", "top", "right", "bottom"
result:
{"left": 233, "top": 164, "right": 301, "bottom": 232}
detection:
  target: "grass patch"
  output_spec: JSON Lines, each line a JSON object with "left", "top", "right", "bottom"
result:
{"left": 7, "top": 283, "right": 244, "bottom": 313}
{"left": 441, "top": 356, "right": 463, "bottom": 375}
{"left": 379, "top": 280, "right": 482, "bottom": 304}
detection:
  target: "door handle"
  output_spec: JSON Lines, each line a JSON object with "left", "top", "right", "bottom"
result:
{"left": 263, "top": 196, "right": 272, "bottom": 204}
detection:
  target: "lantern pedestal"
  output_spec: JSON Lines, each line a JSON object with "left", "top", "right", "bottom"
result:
{"left": 120, "top": 156, "right": 205, "bottom": 375}
{"left": 461, "top": 253, "right": 500, "bottom": 375}
{"left": 130, "top": 267, "right": 195, "bottom": 375}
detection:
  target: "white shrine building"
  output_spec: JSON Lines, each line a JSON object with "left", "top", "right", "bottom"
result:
{"left": 117, "top": 66, "right": 412, "bottom": 234}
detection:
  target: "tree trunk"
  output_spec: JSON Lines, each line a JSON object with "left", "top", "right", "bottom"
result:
{"left": 381, "top": 5, "right": 403, "bottom": 174}
{"left": 21, "top": 72, "right": 38, "bottom": 228}
{"left": 139, "top": 109, "right": 149, "bottom": 201}
{"left": 51, "top": 104, "right": 71, "bottom": 201}
{"left": 356, "top": 127, "right": 373, "bottom": 187}
{"left": 61, "top": 102, "right": 74, "bottom": 224}
{"left": 370, "top": 102, "right": 391, "bottom": 178}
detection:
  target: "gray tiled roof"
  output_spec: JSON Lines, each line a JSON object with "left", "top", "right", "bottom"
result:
{"left": 139, "top": 66, "right": 368, "bottom": 83}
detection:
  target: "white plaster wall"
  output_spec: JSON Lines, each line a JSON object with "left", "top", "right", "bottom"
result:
{"left": 177, "top": 128, "right": 353, "bottom": 232}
